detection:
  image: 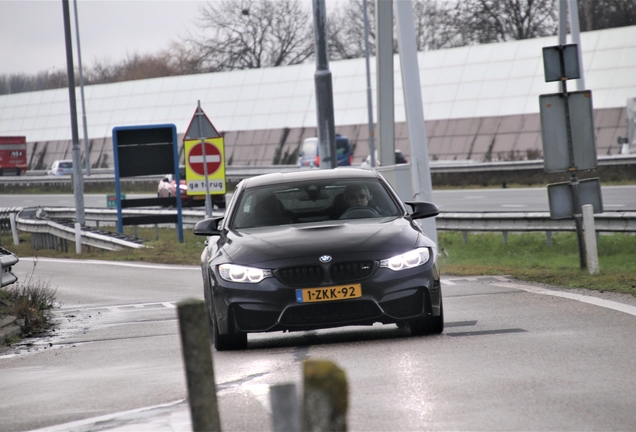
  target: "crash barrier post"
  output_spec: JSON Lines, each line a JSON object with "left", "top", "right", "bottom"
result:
{"left": 9, "top": 212, "right": 19, "bottom": 245}
{"left": 74, "top": 222, "right": 82, "bottom": 255}
{"left": 303, "top": 359, "right": 348, "bottom": 431}
{"left": 582, "top": 204, "right": 599, "bottom": 275}
{"left": 177, "top": 299, "right": 222, "bottom": 432}
{"left": 270, "top": 383, "right": 300, "bottom": 432}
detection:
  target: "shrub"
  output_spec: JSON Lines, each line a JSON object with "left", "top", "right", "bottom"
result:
{"left": 1, "top": 260, "right": 57, "bottom": 336}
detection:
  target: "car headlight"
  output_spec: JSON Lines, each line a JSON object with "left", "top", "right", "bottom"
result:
{"left": 218, "top": 264, "right": 272, "bottom": 283}
{"left": 380, "top": 247, "right": 431, "bottom": 271}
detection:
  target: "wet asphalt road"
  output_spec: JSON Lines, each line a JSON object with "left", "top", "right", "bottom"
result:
{"left": 2, "top": 259, "right": 636, "bottom": 431}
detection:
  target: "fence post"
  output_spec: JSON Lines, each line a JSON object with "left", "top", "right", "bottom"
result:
{"left": 177, "top": 299, "right": 222, "bottom": 432}
{"left": 271, "top": 383, "right": 300, "bottom": 432}
{"left": 303, "top": 359, "right": 348, "bottom": 432}
{"left": 582, "top": 204, "right": 599, "bottom": 275}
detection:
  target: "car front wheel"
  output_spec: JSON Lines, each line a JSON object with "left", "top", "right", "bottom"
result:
{"left": 204, "top": 284, "right": 248, "bottom": 351}
{"left": 212, "top": 317, "right": 248, "bottom": 351}
{"left": 409, "top": 298, "right": 444, "bottom": 336}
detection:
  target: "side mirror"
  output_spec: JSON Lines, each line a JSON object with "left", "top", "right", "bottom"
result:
{"left": 404, "top": 201, "right": 439, "bottom": 220}
{"left": 193, "top": 217, "right": 224, "bottom": 236}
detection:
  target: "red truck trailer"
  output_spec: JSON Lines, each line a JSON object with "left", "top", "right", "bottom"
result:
{"left": 0, "top": 136, "right": 27, "bottom": 176}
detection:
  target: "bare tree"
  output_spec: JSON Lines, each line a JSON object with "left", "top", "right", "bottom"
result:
{"left": 327, "top": 0, "right": 466, "bottom": 61}
{"left": 82, "top": 52, "right": 180, "bottom": 84}
{"left": 327, "top": 0, "right": 378, "bottom": 60}
{"left": 412, "top": 0, "right": 467, "bottom": 50}
{"left": 456, "top": 0, "right": 558, "bottom": 44}
{"left": 179, "top": 0, "right": 314, "bottom": 72}
{"left": 578, "top": 0, "right": 636, "bottom": 32}
{"left": 0, "top": 70, "right": 68, "bottom": 95}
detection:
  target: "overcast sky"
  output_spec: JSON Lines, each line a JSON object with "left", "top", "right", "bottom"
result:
{"left": 0, "top": 0, "right": 208, "bottom": 76}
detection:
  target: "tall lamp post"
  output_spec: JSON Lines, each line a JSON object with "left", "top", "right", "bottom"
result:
{"left": 72, "top": 0, "right": 91, "bottom": 176}
{"left": 62, "top": 0, "right": 85, "bottom": 225}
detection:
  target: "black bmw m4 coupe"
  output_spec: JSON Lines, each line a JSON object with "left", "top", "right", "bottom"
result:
{"left": 193, "top": 167, "right": 442, "bottom": 350}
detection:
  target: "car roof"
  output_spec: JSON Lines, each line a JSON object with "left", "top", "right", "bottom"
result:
{"left": 243, "top": 167, "right": 381, "bottom": 189}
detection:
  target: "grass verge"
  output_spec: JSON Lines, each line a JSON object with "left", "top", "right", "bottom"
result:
{"left": 437, "top": 231, "right": 636, "bottom": 295}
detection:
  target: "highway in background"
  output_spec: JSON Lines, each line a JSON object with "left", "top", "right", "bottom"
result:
{"left": 3, "top": 185, "right": 636, "bottom": 212}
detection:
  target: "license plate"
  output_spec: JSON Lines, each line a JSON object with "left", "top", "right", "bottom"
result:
{"left": 295, "top": 284, "right": 362, "bottom": 303}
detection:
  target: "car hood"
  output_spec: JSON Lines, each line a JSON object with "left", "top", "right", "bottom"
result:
{"left": 221, "top": 217, "right": 429, "bottom": 265}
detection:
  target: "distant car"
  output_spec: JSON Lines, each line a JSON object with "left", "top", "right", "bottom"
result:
{"left": 193, "top": 167, "right": 443, "bottom": 350}
{"left": 360, "top": 150, "right": 408, "bottom": 168}
{"left": 47, "top": 160, "right": 73, "bottom": 176}
{"left": 297, "top": 135, "right": 353, "bottom": 168}
{"left": 157, "top": 173, "right": 226, "bottom": 209}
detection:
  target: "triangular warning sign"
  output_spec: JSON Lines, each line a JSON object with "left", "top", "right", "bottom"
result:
{"left": 184, "top": 105, "right": 221, "bottom": 140}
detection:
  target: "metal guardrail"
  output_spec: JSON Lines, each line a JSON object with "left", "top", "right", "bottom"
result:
{"left": 2, "top": 154, "right": 635, "bottom": 186}
{"left": 1, "top": 207, "right": 635, "bottom": 251}
{"left": 10, "top": 208, "right": 145, "bottom": 251}
{"left": 436, "top": 211, "right": 636, "bottom": 233}
{"left": 0, "top": 246, "right": 19, "bottom": 288}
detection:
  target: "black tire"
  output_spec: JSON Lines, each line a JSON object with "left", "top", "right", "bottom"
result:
{"left": 409, "top": 298, "right": 444, "bottom": 336}
{"left": 213, "top": 320, "right": 248, "bottom": 351}
{"left": 203, "top": 278, "right": 247, "bottom": 351}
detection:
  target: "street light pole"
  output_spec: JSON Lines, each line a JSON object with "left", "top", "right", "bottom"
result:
{"left": 62, "top": 0, "right": 85, "bottom": 225}
{"left": 72, "top": 0, "right": 91, "bottom": 176}
{"left": 312, "top": 0, "right": 337, "bottom": 169}
{"left": 363, "top": 0, "right": 376, "bottom": 168}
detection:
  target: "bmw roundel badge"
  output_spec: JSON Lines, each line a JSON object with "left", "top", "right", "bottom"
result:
{"left": 319, "top": 255, "right": 332, "bottom": 263}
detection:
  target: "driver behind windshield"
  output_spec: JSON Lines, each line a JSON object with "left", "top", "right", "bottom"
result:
{"left": 344, "top": 184, "right": 372, "bottom": 208}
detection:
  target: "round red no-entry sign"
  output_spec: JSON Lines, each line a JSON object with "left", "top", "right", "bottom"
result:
{"left": 188, "top": 142, "right": 222, "bottom": 176}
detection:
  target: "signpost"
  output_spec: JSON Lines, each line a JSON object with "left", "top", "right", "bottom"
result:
{"left": 112, "top": 124, "right": 183, "bottom": 242}
{"left": 540, "top": 44, "right": 602, "bottom": 270}
{"left": 183, "top": 102, "right": 225, "bottom": 218}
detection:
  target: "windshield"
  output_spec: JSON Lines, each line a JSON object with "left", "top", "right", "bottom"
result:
{"left": 231, "top": 178, "right": 401, "bottom": 229}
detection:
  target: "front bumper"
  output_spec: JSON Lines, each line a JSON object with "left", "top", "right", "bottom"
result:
{"left": 208, "top": 262, "right": 442, "bottom": 334}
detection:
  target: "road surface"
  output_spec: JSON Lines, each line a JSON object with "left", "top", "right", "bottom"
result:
{"left": 2, "top": 259, "right": 636, "bottom": 431}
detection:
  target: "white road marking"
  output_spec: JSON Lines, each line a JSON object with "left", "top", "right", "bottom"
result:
{"left": 20, "top": 257, "right": 198, "bottom": 271}
{"left": 493, "top": 282, "right": 636, "bottom": 317}
{"left": 58, "top": 302, "right": 178, "bottom": 312}
{"left": 29, "top": 399, "right": 188, "bottom": 431}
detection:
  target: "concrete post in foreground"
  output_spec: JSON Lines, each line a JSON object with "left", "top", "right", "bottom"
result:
{"left": 177, "top": 299, "right": 221, "bottom": 432}
{"left": 271, "top": 383, "right": 300, "bottom": 432}
{"left": 582, "top": 204, "right": 599, "bottom": 274}
{"left": 303, "top": 359, "right": 348, "bottom": 432}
